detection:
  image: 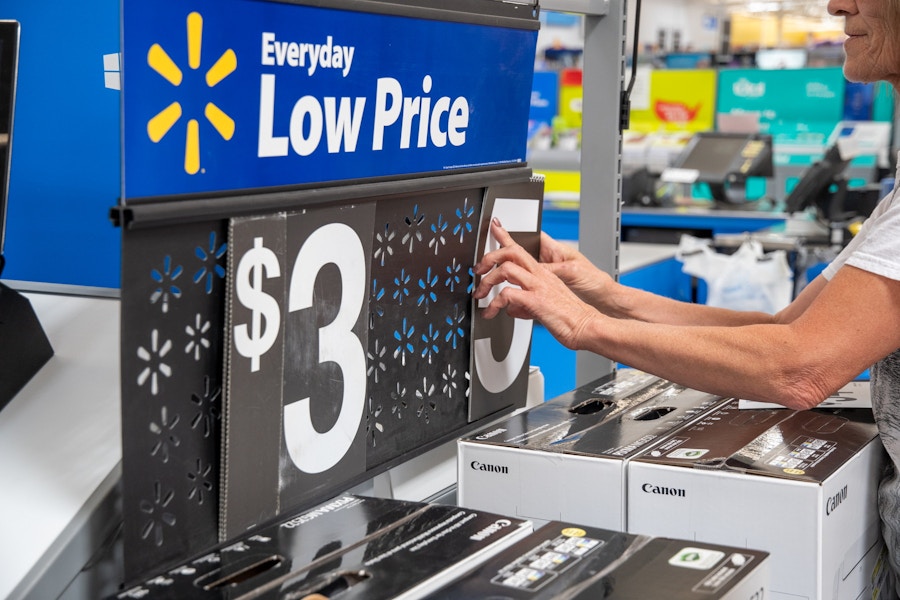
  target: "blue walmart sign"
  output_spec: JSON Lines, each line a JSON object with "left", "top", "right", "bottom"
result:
{"left": 121, "top": 0, "right": 538, "bottom": 201}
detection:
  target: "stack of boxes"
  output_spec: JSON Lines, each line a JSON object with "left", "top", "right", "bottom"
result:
{"left": 113, "top": 496, "right": 771, "bottom": 600}
{"left": 458, "top": 369, "right": 889, "bottom": 599}
{"left": 458, "top": 369, "right": 729, "bottom": 530}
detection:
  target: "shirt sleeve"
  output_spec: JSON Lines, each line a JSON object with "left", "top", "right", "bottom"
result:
{"left": 822, "top": 187, "right": 897, "bottom": 281}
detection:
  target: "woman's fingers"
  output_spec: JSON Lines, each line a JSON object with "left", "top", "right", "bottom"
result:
{"left": 479, "top": 287, "right": 509, "bottom": 319}
{"left": 480, "top": 282, "right": 537, "bottom": 320}
{"left": 474, "top": 245, "right": 525, "bottom": 276}
{"left": 473, "top": 219, "right": 559, "bottom": 320}
{"left": 474, "top": 222, "right": 534, "bottom": 275}
{"left": 473, "top": 259, "right": 535, "bottom": 300}
{"left": 490, "top": 218, "right": 516, "bottom": 246}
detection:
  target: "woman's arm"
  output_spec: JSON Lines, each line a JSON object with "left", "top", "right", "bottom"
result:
{"left": 475, "top": 222, "right": 900, "bottom": 409}
{"left": 576, "top": 265, "right": 897, "bottom": 409}
{"left": 537, "top": 231, "right": 814, "bottom": 327}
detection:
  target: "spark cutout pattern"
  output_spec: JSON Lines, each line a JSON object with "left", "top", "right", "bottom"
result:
{"left": 122, "top": 223, "right": 227, "bottom": 572}
{"left": 366, "top": 193, "right": 480, "bottom": 456}
{"left": 150, "top": 255, "right": 183, "bottom": 314}
{"left": 193, "top": 231, "right": 228, "bottom": 294}
{"left": 139, "top": 481, "right": 177, "bottom": 547}
{"left": 137, "top": 329, "right": 173, "bottom": 396}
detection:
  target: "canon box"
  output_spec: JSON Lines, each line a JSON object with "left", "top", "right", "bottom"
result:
{"left": 627, "top": 399, "right": 887, "bottom": 600}
{"left": 457, "top": 369, "right": 728, "bottom": 530}
{"left": 426, "top": 520, "right": 769, "bottom": 599}
{"left": 112, "top": 495, "right": 532, "bottom": 600}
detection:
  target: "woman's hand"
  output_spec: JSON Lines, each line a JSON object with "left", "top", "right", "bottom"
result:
{"left": 473, "top": 219, "right": 599, "bottom": 350}
{"left": 538, "top": 232, "right": 616, "bottom": 309}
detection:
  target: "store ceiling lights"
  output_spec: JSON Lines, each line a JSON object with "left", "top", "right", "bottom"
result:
{"left": 746, "top": 2, "right": 781, "bottom": 13}
{"left": 711, "top": 0, "right": 835, "bottom": 19}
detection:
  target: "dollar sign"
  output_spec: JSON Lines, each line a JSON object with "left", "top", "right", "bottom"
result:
{"left": 234, "top": 237, "right": 281, "bottom": 372}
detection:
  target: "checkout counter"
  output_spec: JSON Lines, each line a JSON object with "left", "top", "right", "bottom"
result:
{"left": 0, "top": 289, "right": 121, "bottom": 600}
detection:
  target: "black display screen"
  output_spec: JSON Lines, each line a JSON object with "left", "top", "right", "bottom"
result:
{"left": 0, "top": 21, "right": 20, "bottom": 270}
{"left": 674, "top": 131, "right": 773, "bottom": 184}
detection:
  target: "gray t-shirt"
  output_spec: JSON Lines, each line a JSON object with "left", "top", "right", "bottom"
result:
{"left": 823, "top": 172, "right": 900, "bottom": 592}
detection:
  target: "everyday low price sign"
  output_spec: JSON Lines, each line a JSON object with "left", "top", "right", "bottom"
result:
{"left": 117, "top": 0, "right": 540, "bottom": 577}
{"left": 121, "top": 0, "right": 537, "bottom": 200}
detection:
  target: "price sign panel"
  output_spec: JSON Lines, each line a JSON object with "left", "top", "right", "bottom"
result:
{"left": 280, "top": 207, "right": 373, "bottom": 507}
{"left": 363, "top": 191, "right": 479, "bottom": 469}
{"left": 470, "top": 180, "right": 543, "bottom": 421}
{"left": 220, "top": 182, "right": 543, "bottom": 537}
{"left": 223, "top": 204, "right": 375, "bottom": 538}
{"left": 222, "top": 213, "right": 287, "bottom": 536}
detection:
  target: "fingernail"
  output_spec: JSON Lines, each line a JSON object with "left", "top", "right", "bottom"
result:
{"left": 492, "top": 217, "right": 502, "bottom": 227}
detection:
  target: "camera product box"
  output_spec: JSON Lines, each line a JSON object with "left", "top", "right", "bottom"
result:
{"left": 112, "top": 495, "right": 532, "bottom": 600}
{"left": 458, "top": 369, "right": 729, "bottom": 530}
{"left": 627, "top": 399, "right": 888, "bottom": 600}
{"left": 426, "top": 520, "right": 769, "bottom": 599}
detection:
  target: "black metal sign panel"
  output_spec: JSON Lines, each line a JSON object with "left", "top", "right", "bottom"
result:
{"left": 120, "top": 220, "right": 228, "bottom": 580}
{"left": 118, "top": 176, "right": 543, "bottom": 580}
{"left": 364, "top": 190, "right": 480, "bottom": 469}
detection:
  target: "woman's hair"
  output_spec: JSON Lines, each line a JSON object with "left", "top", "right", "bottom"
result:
{"left": 886, "top": 0, "right": 900, "bottom": 37}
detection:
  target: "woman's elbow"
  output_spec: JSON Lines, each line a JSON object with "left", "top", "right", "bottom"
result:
{"left": 782, "top": 392, "right": 826, "bottom": 411}
{"left": 771, "top": 371, "right": 834, "bottom": 411}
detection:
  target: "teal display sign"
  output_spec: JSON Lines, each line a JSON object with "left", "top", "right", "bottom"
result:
{"left": 121, "top": 0, "right": 538, "bottom": 201}
{"left": 717, "top": 67, "right": 846, "bottom": 142}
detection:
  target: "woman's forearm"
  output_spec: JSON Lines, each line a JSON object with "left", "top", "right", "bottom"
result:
{"left": 576, "top": 314, "right": 831, "bottom": 409}
{"left": 595, "top": 282, "right": 778, "bottom": 327}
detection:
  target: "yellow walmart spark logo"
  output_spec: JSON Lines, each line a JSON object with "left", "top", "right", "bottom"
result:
{"left": 146, "top": 12, "right": 237, "bottom": 175}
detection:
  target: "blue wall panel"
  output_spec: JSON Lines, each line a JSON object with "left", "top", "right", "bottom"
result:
{"left": 4, "top": 0, "right": 121, "bottom": 288}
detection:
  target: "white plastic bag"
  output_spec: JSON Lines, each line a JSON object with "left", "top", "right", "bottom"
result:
{"left": 676, "top": 235, "right": 793, "bottom": 314}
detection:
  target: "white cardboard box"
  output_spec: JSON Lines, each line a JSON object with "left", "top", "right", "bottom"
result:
{"left": 627, "top": 398, "right": 888, "bottom": 600}
{"left": 457, "top": 370, "right": 728, "bottom": 530}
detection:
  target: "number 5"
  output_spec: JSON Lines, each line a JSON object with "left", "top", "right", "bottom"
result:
{"left": 473, "top": 197, "right": 540, "bottom": 394}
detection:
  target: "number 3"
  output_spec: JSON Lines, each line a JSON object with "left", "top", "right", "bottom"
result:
{"left": 283, "top": 223, "right": 366, "bottom": 474}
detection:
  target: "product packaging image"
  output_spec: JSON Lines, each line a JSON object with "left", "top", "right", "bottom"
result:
{"left": 427, "top": 520, "right": 769, "bottom": 599}
{"left": 457, "top": 369, "right": 729, "bottom": 529}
